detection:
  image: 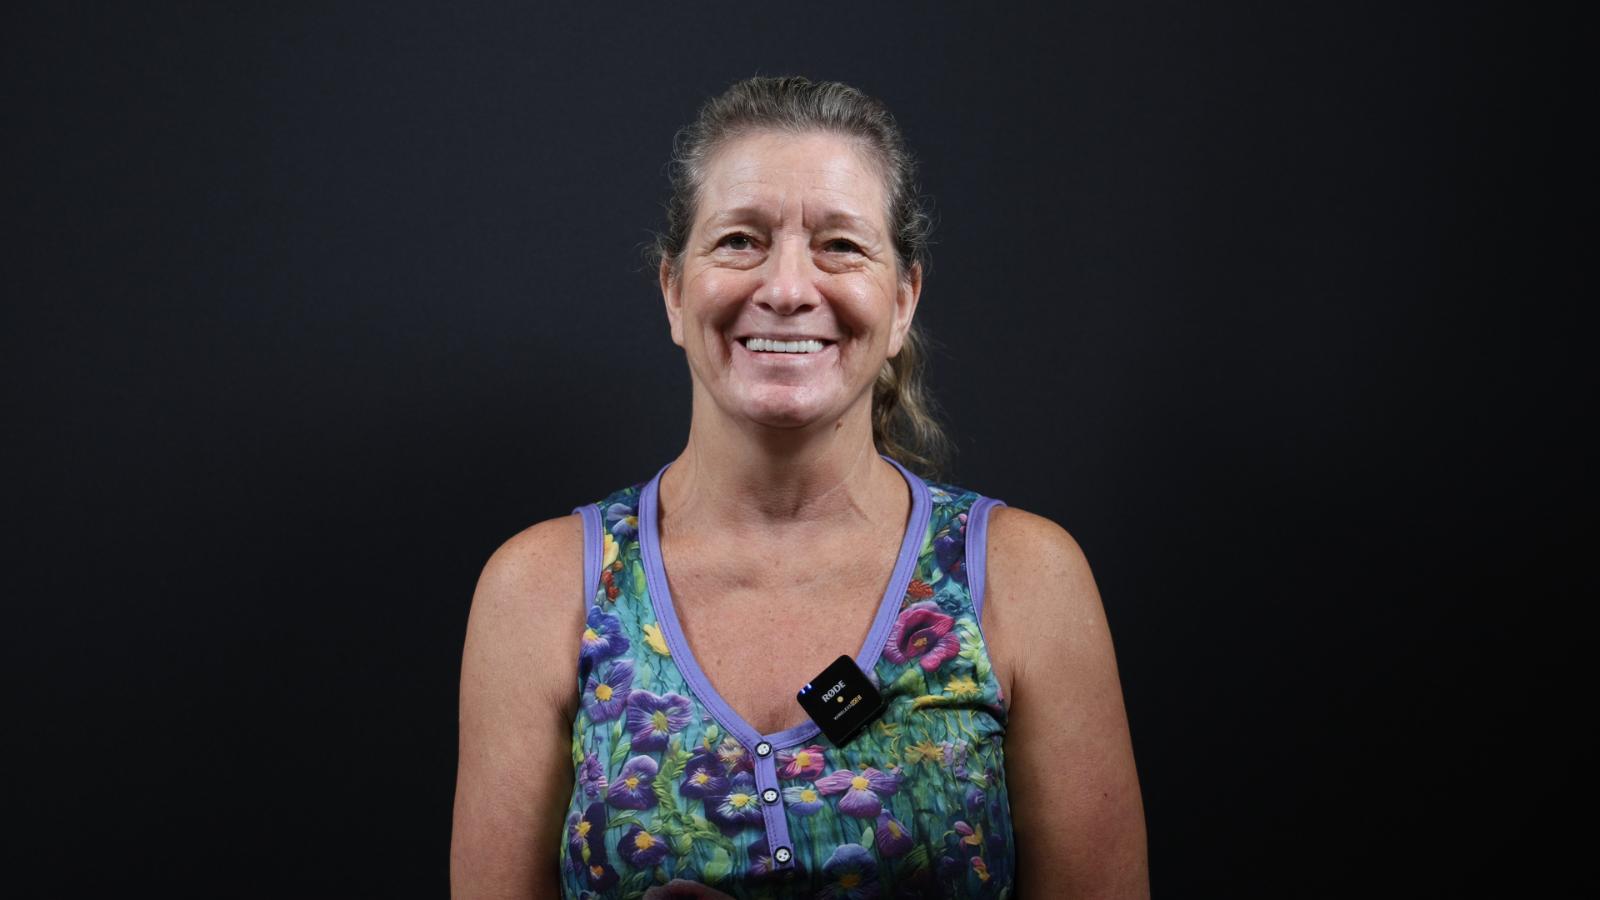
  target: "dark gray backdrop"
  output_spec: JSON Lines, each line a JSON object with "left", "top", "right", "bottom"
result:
{"left": 6, "top": 2, "right": 1575, "bottom": 896}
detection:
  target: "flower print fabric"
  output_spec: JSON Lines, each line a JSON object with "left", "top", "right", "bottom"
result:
{"left": 561, "top": 456, "right": 1015, "bottom": 898}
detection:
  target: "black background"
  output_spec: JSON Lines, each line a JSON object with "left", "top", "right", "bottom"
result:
{"left": 5, "top": 2, "right": 1577, "bottom": 896}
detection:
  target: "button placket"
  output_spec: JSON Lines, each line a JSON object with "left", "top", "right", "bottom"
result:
{"left": 752, "top": 747, "right": 794, "bottom": 870}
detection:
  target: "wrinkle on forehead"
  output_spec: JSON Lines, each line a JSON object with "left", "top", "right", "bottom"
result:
{"left": 694, "top": 132, "right": 890, "bottom": 236}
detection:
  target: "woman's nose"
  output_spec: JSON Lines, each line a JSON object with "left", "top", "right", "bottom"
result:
{"left": 754, "top": 235, "right": 821, "bottom": 314}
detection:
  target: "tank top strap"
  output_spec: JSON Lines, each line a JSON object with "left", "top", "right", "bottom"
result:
{"left": 964, "top": 495, "right": 1008, "bottom": 629}
{"left": 572, "top": 501, "right": 604, "bottom": 613}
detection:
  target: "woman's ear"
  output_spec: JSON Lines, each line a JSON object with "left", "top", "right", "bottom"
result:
{"left": 887, "top": 261, "right": 923, "bottom": 358}
{"left": 660, "top": 259, "right": 684, "bottom": 348}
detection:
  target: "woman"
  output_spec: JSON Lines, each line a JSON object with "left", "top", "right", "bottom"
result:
{"left": 452, "top": 76, "right": 1148, "bottom": 898}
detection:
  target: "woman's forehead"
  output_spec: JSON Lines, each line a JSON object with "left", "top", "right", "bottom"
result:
{"left": 697, "top": 132, "right": 888, "bottom": 228}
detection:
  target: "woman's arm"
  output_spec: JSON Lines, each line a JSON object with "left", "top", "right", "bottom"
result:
{"left": 451, "top": 514, "right": 586, "bottom": 899}
{"left": 984, "top": 506, "right": 1149, "bottom": 898}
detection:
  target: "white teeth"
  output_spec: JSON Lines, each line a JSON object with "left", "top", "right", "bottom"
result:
{"left": 744, "top": 338, "right": 827, "bottom": 354}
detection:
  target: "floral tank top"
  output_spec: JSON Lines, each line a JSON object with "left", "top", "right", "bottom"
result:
{"left": 559, "top": 454, "right": 1015, "bottom": 899}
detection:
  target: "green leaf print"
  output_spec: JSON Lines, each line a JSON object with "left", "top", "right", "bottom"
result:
{"left": 610, "top": 736, "right": 632, "bottom": 770}
{"left": 970, "top": 648, "right": 991, "bottom": 682}
{"left": 892, "top": 666, "right": 927, "bottom": 697}
{"left": 860, "top": 825, "right": 874, "bottom": 850}
{"left": 904, "top": 844, "right": 930, "bottom": 871}
{"left": 702, "top": 846, "right": 731, "bottom": 884}
{"left": 628, "top": 560, "right": 648, "bottom": 599}
{"left": 670, "top": 832, "right": 693, "bottom": 856}
{"left": 660, "top": 746, "right": 690, "bottom": 783}
{"left": 621, "top": 870, "right": 650, "bottom": 899}
{"left": 958, "top": 620, "right": 992, "bottom": 682}
{"left": 651, "top": 773, "right": 675, "bottom": 809}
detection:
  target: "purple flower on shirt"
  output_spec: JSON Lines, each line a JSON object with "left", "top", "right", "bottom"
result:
{"left": 775, "top": 744, "right": 827, "bottom": 780}
{"left": 965, "top": 785, "right": 985, "bottom": 814}
{"left": 883, "top": 601, "right": 961, "bottom": 672}
{"left": 604, "top": 502, "right": 638, "bottom": 539}
{"left": 704, "top": 772, "right": 762, "bottom": 835}
{"left": 563, "top": 811, "right": 583, "bottom": 873}
{"left": 583, "top": 859, "right": 618, "bottom": 892}
{"left": 747, "top": 835, "right": 775, "bottom": 878}
{"left": 815, "top": 766, "right": 903, "bottom": 818}
{"left": 577, "top": 751, "right": 607, "bottom": 799}
{"left": 605, "top": 755, "right": 659, "bottom": 810}
{"left": 617, "top": 823, "right": 668, "bottom": 868}
{"left": 566, "top": 801, "right": 607, "bottom": 873}
{"left": 782, "top": 783, "right": 825, "bottom": 816}
{"left": 935, "top": 511, "right": 968, "bottom": 586}
{"left": 938, "top": 854, "right": 962, "bottom": 880}
{"left": 874, "top": 811, "right": 913, "bottom": 858}
{"left": 818, "top": 843, "right": 879, "bottom": 899}
{"left": 679, "top": 750, "right": 729, "bottom": 800}
{"left": 625, "top": 690, "right": 692, "bottom": 753}
{"left": 580, "top": 606, "right": 629, "bottom": 671}
{"left": 582, "top": 659, "right": 634, "bottom": 722}
{"left": 941, "top": 739, "right": 970, "bottom": 779}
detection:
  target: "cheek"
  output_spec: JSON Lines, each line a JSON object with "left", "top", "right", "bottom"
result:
{"left": 690, "top": 269, "right": 751, "bottom": 311}
{"left": 829, "top": 278, "right": 894, "bottom": 339}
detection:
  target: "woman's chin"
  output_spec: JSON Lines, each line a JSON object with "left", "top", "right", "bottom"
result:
{"left": 732, "top": 394, "right": 837, "bottom": 430}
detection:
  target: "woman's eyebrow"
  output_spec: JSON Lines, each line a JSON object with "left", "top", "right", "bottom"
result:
{"left": 705, "top": 206, "right": 879, "bottom": 236}
{"left": 811, "top": 209, "right": 879, "bottom": 237}
{"left": 705, "top": 205, "right": 772, "bottom": 228}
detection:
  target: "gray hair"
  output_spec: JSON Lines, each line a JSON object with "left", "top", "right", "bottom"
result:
{"left": 650, "top": 75, "right": 954, "bottom": 480}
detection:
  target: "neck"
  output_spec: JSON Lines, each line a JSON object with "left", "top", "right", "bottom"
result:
{"left": 658, "top": 384, "right": 906, "bottom": 537}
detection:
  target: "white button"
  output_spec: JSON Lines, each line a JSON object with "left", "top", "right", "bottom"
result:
{"left": 761, "top": 788, "right": 779, "bottom": 803}
{"left": 754, "top": 741, "right": 772, "bottom": 757}
{"left": 773, "top": 846, "right": 792, "bottom": 864}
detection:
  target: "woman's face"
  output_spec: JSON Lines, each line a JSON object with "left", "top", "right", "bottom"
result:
{"left": 661, "top": 129, "right": 921, "bottom": 433}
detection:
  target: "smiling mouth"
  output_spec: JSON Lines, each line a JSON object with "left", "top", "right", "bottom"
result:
{"left": 737, "top": 337, "right": 835, "bottom": 354}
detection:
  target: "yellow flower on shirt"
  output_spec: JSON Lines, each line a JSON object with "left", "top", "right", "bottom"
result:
{"left": 944, "top": 675, "right": 981, "bottom": 699}
{"left": 642, "top": 623, "right": 670, "bottom": 656}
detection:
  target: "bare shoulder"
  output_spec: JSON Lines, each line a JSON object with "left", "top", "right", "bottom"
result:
{"left": 463, "top": 512, "right": 588, "bottom": 705}
{"left": 982, "top": 505, "right": 1149, "bottom": 896}
{"left": 986, "top": 504, "right": 1095, "bottom": 588}
{"left": 452, "top": 512, "right": 587, "bottom": 895}
{"left": 984, "top": 504, "right": 1106, "bottom": 649}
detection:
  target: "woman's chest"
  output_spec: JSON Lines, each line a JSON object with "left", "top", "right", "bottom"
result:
{"left": 660, "top": 547, "right": 900, "bottom": 735}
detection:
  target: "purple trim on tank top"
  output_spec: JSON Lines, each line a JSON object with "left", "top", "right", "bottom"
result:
{"left": 637, "top": 453, "right": 932, "bottom": 750}
{"left": 573, "top": 503, "right": 603, "bottom": 612}
{"left": 966, "top": 496, "right": 1007, "bottom": 627}
{"left": 965, "top": 495, "right": 1007, "bottom": 711}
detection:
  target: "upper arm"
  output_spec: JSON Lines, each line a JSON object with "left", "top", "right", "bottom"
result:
{"left": 982, "top": 505, "right": 1149, "bottom": 899}
{"left": 451, "top": 513, "right": 586, "bottom": 899}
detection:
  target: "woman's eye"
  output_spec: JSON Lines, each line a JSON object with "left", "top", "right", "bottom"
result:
{"left": 719, "top": 234, "right": 754, "bottom": 251}
{"left": 825, "top": 239, "right": 862, "bottom": 254}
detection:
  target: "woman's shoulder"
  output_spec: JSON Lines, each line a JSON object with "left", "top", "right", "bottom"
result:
{"left": 473, "top": 474, "right": 650, "bottom": 613}
{"left": 986, "top": 504, "right": 1090, "bottom": 573}
{"left": 987, "top": 503, "right": 1097, "bottom": 602}
{"left": 457, "top": 511, "right": 590, "bottom": 742}
{"left": 919, "top": 477, "right": 1090, "bottom": 574}
{"left": 481, "top": 512, "right": 584, "bottom": 585}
